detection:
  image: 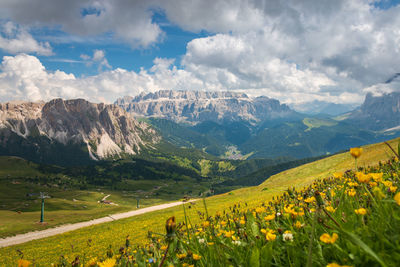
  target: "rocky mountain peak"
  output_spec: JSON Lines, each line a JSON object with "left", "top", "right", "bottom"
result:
{"left": 0, "top": 98, "right": 160, "bottom": 163}
{"left": 116, "top": 90, "right": 296, "bottom": 124}
{"left": 347, "top": 91, "right": 400, "bottom": 130}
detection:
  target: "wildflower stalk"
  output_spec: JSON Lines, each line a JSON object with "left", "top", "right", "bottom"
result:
{"left": 203, "top": 196, "right": 209, "bottom": 219}
{"left": 306, "top": 210, "right": 317, "bottom": 267}
{"left": 182, "top": 204, "right": 191, "bottom": 243}
{"left": 322, "top": 209, "right": 341, "bottom": 228}
{"left": 158, "top": 242, "right": 170, "bottom": 267}
{"left": 384, "top": 141, "right": 400, "bottom": 159}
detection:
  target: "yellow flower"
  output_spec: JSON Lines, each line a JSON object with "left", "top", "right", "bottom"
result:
{"left": 390, "top": 186, "right": 398, "bottom": 193}
{"left": 240, "top": 219, "right": 246, "bottom": 225}
{"left": 304, "top": 196, "right": 316, "bottom": 203}
{"left": 220, "top": 220, "right": 227, "bottom": 226}
{"left": 320, "top": 233, "right": 338, "bottom": 244}
{"left": 87, "top": 257, "right": 98, "bottom": 266}
{"left": 369, "top": 181, "right": 378, "bottom": 187}
{"left": 98, "top": 258, "right": 116, "bottom": 267}
{"left": 394, "top": 192, "right": 400, "bottom": 205}
{"left": 264, "top": 214, "right": 275, "bottom": 221}
{"left": 255, "top": 207, "right": 265, "bottom": 213}
{"left": 325, "top": 206, "right": 336, "bottom": 213}
{"left": 18, "top": 259, "right": 31, "bottom": 267}
{"left": 356, "top": 172, "right": 371, "bottom": 183}
{"left": 350, "top": 147, "right": 362, "bottom": 158}
{"left": 383, "top": 181, "right": 393, "bottom": 187}
{"left": 266, "top": 230, "right": 277, "bottom": 241}
{"left": 225, "top": 230, "right": 235, "bottom": 238}
{"left": 160, "top": 245, "right": 168, "bottom": 250}
{"left": 370, "top": 173, "right": 383, "bottom": 182}
{"left": 294, "top": 221, "right": 303, "bottom": 228}
{"left": 192, "top": 254, "right": 202, "bottom": 260}
{"left": 347, "top": 189, "right": 356, "bottom": 197}
{"left": 202, "top": 221, "right": 210, "bottom": 227}
{"left": 326, "top": 263, "right": 352, "bottom": 267}
{"left": 333, "top": 172, "right": 343, "bottom": 179}
{"left": 177, "top": 253, "right": 187, "bottom": 259}
{"left": 354, "top": 208, "right": 367, "bottom": 215}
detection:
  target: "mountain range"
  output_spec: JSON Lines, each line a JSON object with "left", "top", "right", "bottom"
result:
{"left": 0, "top": 90, "right": 399, "bottom": 167}
{"left": 0, "top": 98, "right": 159, "bottom": 165}
{"left": 115, "top": 90, "right": 299, "bottom": 124}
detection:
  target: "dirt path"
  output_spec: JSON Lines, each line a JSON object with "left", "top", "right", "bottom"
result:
{"left": 0, "top": 200, "right": 196, "bottom": 248}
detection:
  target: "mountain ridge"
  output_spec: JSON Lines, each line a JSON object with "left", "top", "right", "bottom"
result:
{"left": 0, "top": 98, "right": 160, "bottom": 164}
{"left": 115, "top": 90, "right": 299, "bottom": 124}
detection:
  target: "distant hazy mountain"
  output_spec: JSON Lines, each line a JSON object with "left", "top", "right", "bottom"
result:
{"left": 0, "top": 99, "right": 160, "bottom": 165}
{"left": 291, "top": 101, "right": 358, "bottom": 116}
{"left": 346, "top": 92, "right": 400, "bottom": 131}
{"left": 115, "top": 90, "right": 300, "bottom": 124}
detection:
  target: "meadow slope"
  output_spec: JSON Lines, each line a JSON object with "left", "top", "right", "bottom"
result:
{"left": 0, "top": 137, "right": 399, "bottom": 266}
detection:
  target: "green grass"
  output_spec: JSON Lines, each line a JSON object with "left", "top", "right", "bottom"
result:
{"left": 0, "top": 179, "right": 181, "bottom": 238}
{"left": 1, "top": 138, "right": 398, "bottom": 266}
{"left": 302, "top": 117, "right": 338, "bottom": 132}
{"left": 0, "top": 156, "right": 44, "bottom": 178}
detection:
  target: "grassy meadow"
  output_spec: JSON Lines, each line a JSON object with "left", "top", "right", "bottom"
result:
{"left": 1, "top": 138, "right": 400, "bottom": 266}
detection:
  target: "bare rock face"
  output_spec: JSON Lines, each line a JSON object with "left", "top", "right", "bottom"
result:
{"left": 0, "top": 98, "right": 159, "bottom": 161}
{"left": 347, "top": 92, "right": 400, "bottom": 131}
{"left": 115, "top": 90, "right": 297, "bottom": 124}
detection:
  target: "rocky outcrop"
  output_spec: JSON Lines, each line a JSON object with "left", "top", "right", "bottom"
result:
{"left": 346, "top": 92, "right": 400, "bottom": 131}
{"left": 115, "top": 90, "right": 297, "bottom": 124}
{"left": 0, "top": 99, "right": 159, "bottom": 161}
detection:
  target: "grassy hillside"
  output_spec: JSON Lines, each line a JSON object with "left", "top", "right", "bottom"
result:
{"left": 1, "top": 137, "right": 398, "bottom": 266}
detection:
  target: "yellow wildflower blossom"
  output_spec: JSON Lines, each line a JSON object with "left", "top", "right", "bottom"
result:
{"left": 325, "top": 206, "right": 336, "bottom": 213}
{"left": 390, "top": 186, "right": 397, "bottom": 192}
{"left": 326, "top": 263, "right": 352, "bottom": 267}
{"left": 356, "top": 172, "right": 371, "bottom": 183}
{"left": 394, "top": 192, "right": 400, "bottom": 205}
{"left": 354, "top": 208, "right": 367, "bottom": 215}
{"left": 18, "top": 259, "right": 31, "bottom": 267}
{"left": 192, "top": 254, "right": 202, "bottom": 260}
{"left": 370, "top": 173, "right": 383, "bottom": 182}
{"left": 333, "top": 172, "right": 343, "bottom": 179}
{"left": 304, "top": 196, "right": 316, "bottom": 203}
{"left": 177, "top": 253, "right": 187, "bottom": 259}
{"left": 320, "top": 233, "right": 338, "bottom": 244}
{"left": 350, "top": 147, "right": 362, "bottom": 158}
{"left": 347, "top": 189, "right": 356, "bottom": 197}
{"left": 264, "top": 214, "right": 275, "bottom": 221}
{"left": 294, "top": 221, "right": 303, "bottom": 228}
{"left": 266, "top": 230, "right": 277, "bottom": 241}
{"left": 98, "top": 258, "right": 116, "bottom": 267}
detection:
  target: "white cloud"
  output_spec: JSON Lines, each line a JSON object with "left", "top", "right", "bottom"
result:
{"left": 80, "top": 49, "right": 112, "bottom": 71}
{"left": 0, "top": 0, "right": 163, "bottom": 48}
{"left": 0, "top": 54, "right": 204, "bottom": 103}
{"left": 0, "top": 21, "right": 53, "bottom": 55}
{"left": 0, "top": 0, "right": 400, "bottom": 106}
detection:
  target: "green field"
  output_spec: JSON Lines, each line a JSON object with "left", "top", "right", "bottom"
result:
{"left": 1, "top": 138, "right": 398, "bottom": 266}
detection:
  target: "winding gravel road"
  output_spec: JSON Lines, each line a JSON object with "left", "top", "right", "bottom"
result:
{"left": 0, "top": 200, "right": 195, "bottom": 248}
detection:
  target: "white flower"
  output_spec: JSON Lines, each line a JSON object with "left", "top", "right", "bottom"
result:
{"left": 233, "top": 240, "right": 242, "bottom": 246}
{"left": 283, "top": 232, "right": 294, "bottom": 242}
{"left": 198, "top": 238, "right": 205, "bottom": 244}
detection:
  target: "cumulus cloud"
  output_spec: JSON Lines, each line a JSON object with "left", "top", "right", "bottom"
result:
{"left": 80, "top": 49, "right": 112, "bottom": 71}
{"left": 0, "top": 21, "right": 52, "bottom": 55}
{"left": 0, "top": 0, "right": 162, "bottom": 48}
{"left": 0, "top": 54, "right": 204, "bottom": 103}
{"left": 0, "top": 0, "right": 400, "bottom": 106}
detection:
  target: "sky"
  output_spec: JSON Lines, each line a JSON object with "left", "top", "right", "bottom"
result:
{"left": 0, "top": 0, "right": 399, "bottom": 108}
